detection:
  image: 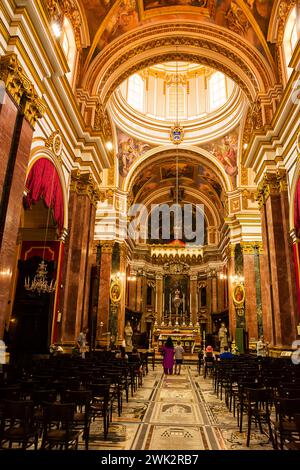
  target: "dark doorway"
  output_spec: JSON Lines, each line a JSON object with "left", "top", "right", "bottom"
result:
{"left": 9, "top": 257, "right": 55, "bottom": 356}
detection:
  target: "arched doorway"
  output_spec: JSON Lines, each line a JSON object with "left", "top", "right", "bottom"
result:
{"left": 8, "top": 158, "right": 65, "bottom": 357}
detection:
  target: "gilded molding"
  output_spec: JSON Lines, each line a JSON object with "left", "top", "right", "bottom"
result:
{"left": 94, "top": 99, "right": 113, "bottom": 141}
{"left": 70, "top": 169, "right": 102, "bottom": 206}
{"left": 277, "top": 0, "right": 296, "bottom": 44}
{"left": 44, "top": 0, "right": 82, "bottom": 49}
{"left": 277, "top": 169, "right": 288, "bottom": 192}
{"left": 0, "top": 53, "right": 46, "bottom": 127}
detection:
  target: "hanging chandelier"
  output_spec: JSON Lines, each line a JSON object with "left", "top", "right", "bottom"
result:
{"left": 24, "top": 167, "right": 57, "bottom": 295}
{"left": 25, "top": 260, "right": 56, "bottom": 295}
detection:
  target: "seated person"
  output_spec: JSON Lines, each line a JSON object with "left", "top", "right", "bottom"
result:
{"left": 203, "top": 345, "right": 216, "bottom": 378}
{"left": 219, "top": 345, "right": 234, "bottom": 360}
{"left": 115, "top": 346, "right": 128, "bottom": 360}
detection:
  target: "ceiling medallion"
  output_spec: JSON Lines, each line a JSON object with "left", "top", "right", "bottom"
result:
{"left": 170, "top": 125, "right": 184, "bottom": 145}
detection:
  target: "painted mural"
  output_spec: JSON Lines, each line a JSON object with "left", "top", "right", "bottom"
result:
{"left": 83, "top": 0, "right": 118, "bottom": 42}
{"left": 143, "top": 0, "right": 210, "bottom": 9}
{"left": 202, "top": 130, "right": 239, "bottom": 186}
{"left": 96, "top": 0, "right": 139, "bottom": 52}
{"left": 117, "top": 130, "right": 151, "bottom": 177}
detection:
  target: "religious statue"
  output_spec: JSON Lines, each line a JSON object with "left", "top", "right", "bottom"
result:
{"left": 218, "top": 322, "right": 228, "bottom": 352}
{"left": 124, "top": 320, "right": 133, "bottom": 352}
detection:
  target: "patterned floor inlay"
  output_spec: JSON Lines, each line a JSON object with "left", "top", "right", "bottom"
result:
{"left": 10, "top": 365, "right": 275, "bottom": 450}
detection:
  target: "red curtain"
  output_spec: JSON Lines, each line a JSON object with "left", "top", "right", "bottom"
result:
{"left": 25, "top": 158, "right": 64, "bottom": 233}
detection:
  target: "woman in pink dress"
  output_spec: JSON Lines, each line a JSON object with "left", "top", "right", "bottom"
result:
{"left": 162, "top": 337, "right": 175, "bottom": 375}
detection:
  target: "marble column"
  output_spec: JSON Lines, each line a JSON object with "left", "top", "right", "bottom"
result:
{"left": 136, "top": 274, "right": 143, "bottom": 312}
{"left": 156, "top": 274, "right": 163, "bottom": 324}
{"left": 61, "top": 171, "right": 100, "bottom": 344}
{"left": 97, "top": 241, "right": 114, "bottom": 346}
{"left": 226, "top": 245, "right": 236, "bottom": 341}
{"left": 211, "top": 273, "right": 217, "bottom": 313}
{"left": 117, "top": 243, "right": 127, "bottom": 345}
{"left": 190, "top": 276, "right": 198, "bottom": 325}
{"left": 256, "top": 172, "right": 297, "bottom": 347}
{"left": 0, "top": 53, "right": 45, "bottom": 338}
{"left": 241, "top": 243, "right": 261, "bottom": 341}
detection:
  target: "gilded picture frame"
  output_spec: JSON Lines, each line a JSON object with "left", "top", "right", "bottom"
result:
{"left": 110, "top": 280, "right": 122, "bottom": 304}
{"left": 232, "top": 284, "right": 245, "bottom": 306}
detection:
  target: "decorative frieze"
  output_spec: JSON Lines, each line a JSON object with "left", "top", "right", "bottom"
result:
{"left": 100, "top": 240, "right": 114, "bottom": 254}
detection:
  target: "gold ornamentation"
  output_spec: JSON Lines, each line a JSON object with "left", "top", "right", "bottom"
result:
{"left": 94, "top": 99, "right": 113, "bottom": 140}
{"left": 110, "top": 280, "right": 121, "bottom": 304}
{"left": 170, "top": 126, "right": 184, "bottom": 145}
{"left": 44, "top": 0, "right": 82, "bottom": 49}
{"left": 277, "top": 169, "right": 288, "bottom": 192}
{"left": 70, "top": 169, "right": 102, "bottom": 206}
{"left": 45, "top": 130, "right": 63, "bottom": 162}
{"left": 256, "top": 172, "right": 281, "bottom": 206}
{"left": 0, "top": 53, "right": 45, "bottom": 127}
{"left": 225, "top": 2, "right": 249, "bottom": 36}
{"left": 277, "top": 0, "right": 296, "bottom": 44}
{"left": 240, "top": 242, "right": 262, "bottom": 255}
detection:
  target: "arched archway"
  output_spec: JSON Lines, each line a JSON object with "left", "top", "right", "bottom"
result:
{"left": 82, "top": 21, "right": 277, "bottom": 108}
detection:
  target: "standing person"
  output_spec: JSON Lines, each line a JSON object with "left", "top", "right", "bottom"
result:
{"left": 257, "top": 335, "right": 268, "bottom": 357}
{"left": 76, "top": 327, "right": 88, "bottom": 359}
{"left": 162, "top": 337, "right": 175, "bottom": 375}
{"left": 174, "top": 341, "right": 184, "bottom": 375}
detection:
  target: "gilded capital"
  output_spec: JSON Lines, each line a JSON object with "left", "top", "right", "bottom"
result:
{"left": 225, "top": 244, "right": 235, "bottom": 259}
{"left": 0, "top": 53, "right": 46, "bottom": 127}
{"left": 240, "top": 241, "right": 264, "bottom": 255}
{"left": 276, "top": 169, "right": 288, "bottom": 192}
{"left": 100, "top": 240, "right": 114, "bottom": 254}
{"left": 70, "top": 170, "right": 102, "bottom": 206}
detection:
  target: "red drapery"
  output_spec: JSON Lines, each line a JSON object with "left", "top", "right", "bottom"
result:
{"left": 294, "top": 178, "right": 300, "bottom": 317}
{"left": 25, "top": 158, "right": 64, "bottom": 233}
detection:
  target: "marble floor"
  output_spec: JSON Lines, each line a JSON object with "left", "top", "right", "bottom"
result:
{"left": 85, "top": 365, "right": 274, "bottom": 451}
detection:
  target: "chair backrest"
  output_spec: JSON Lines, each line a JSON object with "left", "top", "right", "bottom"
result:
{"left": 61, "top": 390, "right": 92, "bottom": 407}
{"left": 2, "top": 399, "right": 35, "bottom": 432}
{"left": 276, "top": 398, "right": 300, "bottom": 419}
{"left": 32, "top": 389, "right": 57, "bottom": 404}
{"left": 43, "top": 402, "right": 75, "bottom": 426}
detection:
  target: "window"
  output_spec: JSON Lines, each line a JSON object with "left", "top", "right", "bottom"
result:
{"left": 61, "top": 17, "right": 77, "bottom": 84}
{"left": 127, "top": 74, "right": 144, "bottom": 112}
{"left": 283, "top": 6, "right": 298, "bottom": 79}
{"left": 209, "top": 72, "right": 227, "bottom": 111}
{"left": 168, "top": 84, "right": 185, "bottom": 119}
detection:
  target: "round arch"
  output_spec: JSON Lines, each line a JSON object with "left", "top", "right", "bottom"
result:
{"left": 82, "top": 21, "right": 277, "bottom": 106}
{"left": 124, "top": 145, "right": 232, "bottom": 194}
{"left": 26, "top": 150, "right": 69, "bottom": 232}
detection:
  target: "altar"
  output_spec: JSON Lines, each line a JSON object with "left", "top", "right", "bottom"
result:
{"left": 153, "top": 326, "right": 201, "bottom": 353}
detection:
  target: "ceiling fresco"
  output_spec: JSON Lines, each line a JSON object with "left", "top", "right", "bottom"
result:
{"left": 117, "top": 129, "right": 152, "bottom": 178}
{"left": 201, "top": 128, "right": 239, "bottom": 187}
{"left": 80, "top": 0, "right": 275, "bottom": 72}
{"left": 130, "top": 157, "right": 225, "bottom": 215}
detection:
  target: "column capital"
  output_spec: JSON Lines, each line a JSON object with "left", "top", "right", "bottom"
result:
{"left": 240, "top": 241, "right": 264, "bottom": 255}
{"left": 256, "top": 170, "right": 288, "bottom": 208}
{"left": 0, "top": 53, "right": 46, "bottom": 127}
{"left": 225, "top": 244, "right": 236, "bottom": 259}
{"left": 70, "top": 170, "right": 103, "bottom": 206}
{"left": 100, "top": 240, "right": 114, "bottom": 254}
{"left": 190, "top": 275, "right": 198, "bottom": 281}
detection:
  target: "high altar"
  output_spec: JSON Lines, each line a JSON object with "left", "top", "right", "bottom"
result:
{"left": 149, "top": 245, "right": 204, "bottom": 353}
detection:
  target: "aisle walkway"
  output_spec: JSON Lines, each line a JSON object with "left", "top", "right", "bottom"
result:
{"left": 86, "top": 365, "right": 273, "bottom": 450}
